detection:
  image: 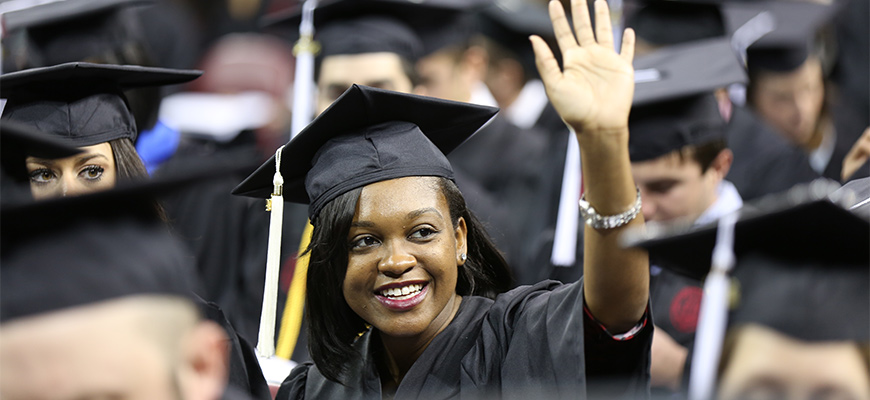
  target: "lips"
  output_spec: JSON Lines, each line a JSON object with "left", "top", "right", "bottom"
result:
{"left": 374, "top": 282, "right": 429, "bottom": 311}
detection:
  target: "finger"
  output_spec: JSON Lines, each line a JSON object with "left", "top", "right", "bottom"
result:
{"left": 572, "top": 0, "right": 596, "bottom": 47}
{"left": 531, "top": 35, "right": 563, "bottom": 89}
{"left": 550, "top": 0, "right": 578, "bottom": 53}
{"left": 620, "top": 27, "right": 636, "bottom": 63}
{"left": 594, "top": 0, "right": 614, "bottom": 50}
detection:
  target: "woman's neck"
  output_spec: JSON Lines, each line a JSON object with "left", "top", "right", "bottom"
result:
{"left": 377, "top": 295, "right": 463, "bottom": 389}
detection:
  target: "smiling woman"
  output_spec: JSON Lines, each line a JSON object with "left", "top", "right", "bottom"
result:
{"left": 233, "top": 2, "right": 650, "bottom": 396}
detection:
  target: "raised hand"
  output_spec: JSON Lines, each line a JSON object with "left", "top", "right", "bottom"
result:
{"left": 531, "top": 0, "right": 636, "bottom": 134}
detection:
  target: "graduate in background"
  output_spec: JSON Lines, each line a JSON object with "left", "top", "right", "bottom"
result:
{"left": 0, "top": 157, "right": 258, "bottom": 400}
{"left": 625, "top": 0, "right": 820, "bottom": 201}
{"left": 744, "top": 1, "right": 868, "bottom": 182}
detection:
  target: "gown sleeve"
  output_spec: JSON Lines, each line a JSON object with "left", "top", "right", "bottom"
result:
{"left": 275, "top": 362, "right": 312, "bottom": 400}
{"left": 467, "top": 279, "right": 652, "bottom": 399}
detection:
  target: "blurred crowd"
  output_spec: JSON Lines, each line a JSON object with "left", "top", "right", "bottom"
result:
{"left": 0, "top": 0, "right": 867, "bottom": 399}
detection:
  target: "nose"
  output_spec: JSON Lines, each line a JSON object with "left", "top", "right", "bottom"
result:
{"left": 60, "top": 175, "right": 84, "bottom": 197}
{"left": 378, "top": 241, "right": 416, "bottom": 278}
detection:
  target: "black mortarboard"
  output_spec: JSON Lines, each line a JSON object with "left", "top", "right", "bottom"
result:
{"left": 0, "top": 119, "right": 81, "bottom": 181}
{"left": 0, "top": 62, "right": 201, "bottom": 146}
{"left": 315, "top": 16, "right": 423, "bottom": 63}
{"left": 0, "top": 120, "right": 83, "bottom": 206}
{"left": 477, "top": 0, "right": 553, "bottom": 79}
{"left": 738, "top": 1, "right": 839, "bottom": 73}
{"left": 1, "top": 0, "right": 152, "bottom": 71}
{"left": 0, "top": 165, "right": 241, "bottom": 322}
{"left": 628, "top": 38, "right": 746, "bottom": 161}
{"left": 625, "top": 182, "right": 870, "bottom": 343}
{"left": 628, "top": 0, "right": 726, "bottom": 46}
{"left": 232, "top": 84, "right": 498, "bottom": 222}
{"left": 265, "top": 0, "right": 488, "bottom": 58}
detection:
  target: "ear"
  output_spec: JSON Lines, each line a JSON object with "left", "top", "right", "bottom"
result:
{"left": 177, "top": 321, "right": 229, "bottom": 400}
{"left": 454, "top": 216, "right": 468, "bottom": 266}
{"left": 708, "top": 148, "right": 734, "bottom": 183}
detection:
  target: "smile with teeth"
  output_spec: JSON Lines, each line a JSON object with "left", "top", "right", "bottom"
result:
{"left": 379, "top": 283, "right": 425, "bottom": 300}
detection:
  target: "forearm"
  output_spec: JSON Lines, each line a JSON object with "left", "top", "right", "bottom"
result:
{"left": 577, "top": 128, "right": 649, "bottom": 333}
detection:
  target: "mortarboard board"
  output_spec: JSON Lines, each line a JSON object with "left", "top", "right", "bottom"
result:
{"left": 0, "top": 120, "right": 83, "bottom": 206}
{"left": 0, "top": 160, "right": 252, "bottom": 322}
{"left": 265, "top": 0, "right": 489, "bottom": 59}
{"left": 624, "top": 180, "right": 870, "bottom": 282}
{"left": 627, "top": 0, "right": 726, "bottom": 46}
{"left": 0, "top": 62, "right": 201, "bottom": 147}
{"left": 734, "top": 1, "right": 839, "bottom": 73}
{"left": 628, "top": 38, "right": 746, "bottom": 162}
{"left": 1, "top": 0, "right": 153, "bottom": 71}
{"left": 232, "top": 84, "right": 498, "bottom": 222}
{"left": 314, "top": 16, "right": 423, "bottom": 63}
{"left": 624, "top": 180, "right": 870, "bottom": 396}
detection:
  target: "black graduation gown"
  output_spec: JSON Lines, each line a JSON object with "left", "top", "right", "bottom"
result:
{"left": 648, "top": 267, "right": 702, "bottom": 348}
{"left": 155, "top": 135, "right": 268, "bottom": 343}
{"left": 276, "top": 280, "right": 652, "bottom": 400}
{"left": 198, "top": 296, "right": 272, "bottom": 400}
{"left": 725, "top": 106, "right": 819, "bottom": 202}
{"left": 823, "top": 106, "right": 868, "bottom": 182}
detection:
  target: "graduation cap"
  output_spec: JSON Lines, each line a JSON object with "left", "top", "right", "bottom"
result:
{"left": 0, "top": 120, "right": 83, "bottom": 206}
{"left": 624, "top": 180, "right": 870, "bottom": 398}
{"left": 232, "top": 84, "right": 498, "bottom": 221}
{"left": 0, "top": 62, "right": 201, "bottom": 146}
{"left": 0, "top": 164, "right": 241, "bottom": 323}
{"left": 627, "top": 0, "right": 726, "bottom": 47}
{"left": 1, "top": 0, "right": 153, "bottom": 71}
{"left": 628, "top": 38, "right": 746, "bottom": 162}
{"left": 477, "top": 0, "right": 554, "bottom": 79}
{"left": 265, "top": 0, "right": 488, "bottom": 59}
{"left": 736, "top": 1, "right": 839, "bottom": 73}
{"left": 314, "top": 16, "right": 423, "bottom": 63}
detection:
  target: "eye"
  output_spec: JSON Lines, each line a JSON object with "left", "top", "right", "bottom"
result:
{"left": 409, "top": 226, "right": 437, "bottom": 240}
{"left": 79, "top": 165, "right": 104, "bottom": 181}
{"left": 29, "top": 168, "right": 56, "bottom": 184}
{"left": 350, "top": 235, "right": 380, "bottom": 250}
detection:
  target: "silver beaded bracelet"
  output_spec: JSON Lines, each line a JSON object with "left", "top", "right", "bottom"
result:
{"left": 578, "top": 187, "right": 642, "bottom": 230}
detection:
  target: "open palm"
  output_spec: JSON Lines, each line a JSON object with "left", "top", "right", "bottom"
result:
{"left": 531, "top": 0, "right": 636, "bottom": 133}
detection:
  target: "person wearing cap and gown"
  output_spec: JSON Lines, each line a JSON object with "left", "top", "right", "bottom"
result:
{"left": 627, "top": 186, "right": 870, "bottom": 399}
{"left": 744, "top": 1, "right": 869, "bottom": 182}
{"left": 0, "top": 176, "right": 258, "bottom": 400}
{"left": 0, "top": 62, "right": 272, "bottom": 400}
{"left": 626, "top": 38, "right": 748, "bottom": 394}
{"left": 233, "top": 1, "right": 652, "bottom": 398}
{"left": 625, "top": 0, "right": 821, "bottom": 202}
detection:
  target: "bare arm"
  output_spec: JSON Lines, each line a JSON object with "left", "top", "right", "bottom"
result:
{"left": 531, "top": 0, "right": 648, "bottom": 333}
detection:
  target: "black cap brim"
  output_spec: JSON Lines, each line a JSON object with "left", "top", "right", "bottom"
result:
{"left": 623, "top": 182, "right": 870, "bottom": 281}
{"left": 0, "top": 62, "right": 202, "bottom": 97}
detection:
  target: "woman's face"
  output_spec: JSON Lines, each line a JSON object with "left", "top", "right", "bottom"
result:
{"left": 25, "top": 142, "right": 117, "bottom": 200}
{"left": 343, "top": 176, "right": 467, "bottom": 343}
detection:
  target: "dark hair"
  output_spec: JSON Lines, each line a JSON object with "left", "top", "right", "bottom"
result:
{"left": 108, "top": 137, "right": 166, "bottom": 221}
{"left": 305, "top": 176, "right": 512, "bottom": 383}
{"left": 679, "top": 139, "right": 727, "bottom": 174}
{"left": 108, "top": 138, "right": 149, "bottom": 181}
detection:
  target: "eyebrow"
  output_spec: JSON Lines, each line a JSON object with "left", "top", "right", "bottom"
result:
{"left": 350, "top": 208, "right": 443, "bottom": 228}
{"left": 28, "top": 153, "right": 109, "bottom": 166}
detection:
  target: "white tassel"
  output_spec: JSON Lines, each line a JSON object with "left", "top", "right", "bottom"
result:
{"left": 290, "top": 0, "right": 319, "bottom": 138}
{"left": 688, "top": 211, "right": 739, "bottom": 400}
{"left": 257, "top": 145, "right": 286, "bottom": 358}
